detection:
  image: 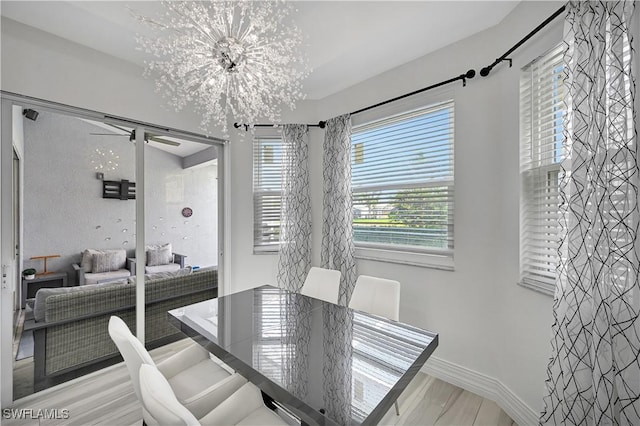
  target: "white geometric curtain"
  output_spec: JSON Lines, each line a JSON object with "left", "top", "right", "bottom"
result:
{"left": 276, "top": 124, "right": 312, "bottom": 292}
{"left": 541, "top": 1, "right": 639, "bottom": 425}
{"left": 321, "top": 114, "right": 357, "bottom": 306}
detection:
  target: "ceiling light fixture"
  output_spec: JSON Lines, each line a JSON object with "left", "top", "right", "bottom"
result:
{"left": 133, "top": 1, "right": 309, "bottom": 135}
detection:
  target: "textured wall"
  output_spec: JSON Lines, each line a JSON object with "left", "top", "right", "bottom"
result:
{"left": 22, "top": 110, "right": 217, "bottom": 284}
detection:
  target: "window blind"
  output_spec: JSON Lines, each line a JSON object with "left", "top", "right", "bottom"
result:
{"left": 352, "top": 101, "right": 455, "bottom": 255}
{"left": 520, "top": 44, "right": 565, "bottom": 290}
{"left": 253, "top": 139, "right": 283, "bottom": 251}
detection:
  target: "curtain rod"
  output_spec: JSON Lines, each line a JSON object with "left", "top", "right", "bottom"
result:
{"left": 479, "top": 5, "right": 566, "bottom": 77}
{"left": 234, "top": 69, "right": 474, "bottom": 131}
{"left": 235, "top": 4, "right": 567, "bottom": 131}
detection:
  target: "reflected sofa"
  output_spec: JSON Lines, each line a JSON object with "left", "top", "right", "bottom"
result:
{"left": 24, "top": 268, "right": 217, "bottom": 391}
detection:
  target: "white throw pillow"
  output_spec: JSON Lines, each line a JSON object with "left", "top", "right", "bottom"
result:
{"left": 147, "top": 243, "right": 172, "bottom": 266}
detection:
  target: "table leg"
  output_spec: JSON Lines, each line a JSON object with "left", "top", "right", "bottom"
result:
{"left": 261, "top": 390, "right": 277, "bottom": 411}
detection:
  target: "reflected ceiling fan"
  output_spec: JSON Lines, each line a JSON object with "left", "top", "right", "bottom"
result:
{"left": 90, "top": 123, "right": 181, "bottom": 147}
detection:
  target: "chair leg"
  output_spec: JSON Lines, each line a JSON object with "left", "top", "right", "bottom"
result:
{"left": 394, "top": 400, "right": 400, "bottom": 416}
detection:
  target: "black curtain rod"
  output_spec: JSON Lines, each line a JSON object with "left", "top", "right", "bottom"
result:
{"left": 480, "top": 4, "right": 566, "bottom": 77}
{"left": 234, "top": 69, "right": 474, "bottom": 131}
{"left": 236, "top": 4, "right": 567, "bottom": 131}
{"left": 351, "top": 69, "right": 476, "bottom": 116}
{"left": 233, "top": 122, "right": 325, "bottom": 130}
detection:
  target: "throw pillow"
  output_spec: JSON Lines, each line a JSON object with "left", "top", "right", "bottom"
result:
{"left": 80, "top": 249, "right": 100, "bottom": 273}
{"left": 147, "top": 244, "right": 172, "bottom": 266}
{"left": 92, "top": 251, "right": 122, "bottom": 273}
{"left": 128, "top": 266, "right": 192, "bottom": 284}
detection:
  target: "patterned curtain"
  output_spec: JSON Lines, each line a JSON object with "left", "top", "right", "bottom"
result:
{"left": 276, "top": 124, "right": 312, "bottom": 292}
{"left": 541, "top": 2, "right": 638, "bottom": 425}
{"left": 321, "top": 115, "right": 357, "bottom": 306}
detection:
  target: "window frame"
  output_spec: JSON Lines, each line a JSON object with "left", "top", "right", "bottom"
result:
{"left": 350, "top": 91, "right": 456, "bottom": 270}
{"left": 252, "top": 135, "right": 283, "bottom": 254}
{"left": 518, "top": 43, "right": 565, "bottom": 296}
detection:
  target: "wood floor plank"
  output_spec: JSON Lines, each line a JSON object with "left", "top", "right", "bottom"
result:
{"left": 435, "top": 389, "right": 484, "bottom": 426}
{"left": 402, "top": 377, "right": 459, "bottom": 425}
{"left": 8, "top": 340, "right": 515, "bottom": 426}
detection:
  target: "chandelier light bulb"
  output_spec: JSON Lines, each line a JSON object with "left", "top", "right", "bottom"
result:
{"left": 133, "top": 1, "right": 310, "bottom": 135}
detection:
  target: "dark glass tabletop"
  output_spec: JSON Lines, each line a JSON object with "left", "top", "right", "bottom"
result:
{"left": 168, "top": 285, "right": 438, "bottom": 426}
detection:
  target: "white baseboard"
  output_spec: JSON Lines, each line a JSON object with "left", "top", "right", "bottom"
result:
{"left": 421, "top": 357, "right": 539, "bottom": 426}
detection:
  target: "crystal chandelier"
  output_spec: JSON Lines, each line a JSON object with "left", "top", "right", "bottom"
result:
{"left": 134, "top": 1, "right": 309, "bottom": 135}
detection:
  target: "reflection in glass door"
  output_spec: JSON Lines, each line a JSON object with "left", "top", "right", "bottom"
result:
{"left": 143, "top": 133, "right": 220, "bottom": 345}
{"left": 13, "top": 109, "right": 136, "bottom": 398}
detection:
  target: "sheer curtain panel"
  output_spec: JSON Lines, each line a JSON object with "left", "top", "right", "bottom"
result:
{"left": 321, "top": 115, "right": 357, "bottom": 306}
{"left": 541, "top": 1, "right": 638, "bottom": 424}
{"left": 276, "top": 124, "right": 311, "bottom": 292}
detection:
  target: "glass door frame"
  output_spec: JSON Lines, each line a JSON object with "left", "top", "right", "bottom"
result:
{"left": 0, "top": 91, "right": 229, "bottom": 405}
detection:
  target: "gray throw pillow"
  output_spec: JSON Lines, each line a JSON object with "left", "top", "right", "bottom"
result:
{"left": 92, "top": 250, "right": 126, "bottom": 273}
{"left": 80, "top": 249, "right": 100, "bottom": 273}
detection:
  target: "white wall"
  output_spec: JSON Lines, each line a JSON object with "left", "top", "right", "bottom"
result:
{"left": 21, "top": 110, "right": 217, "bottom": 282}
{"left": 3, "top": 2, "right": 638, "bottom": 423}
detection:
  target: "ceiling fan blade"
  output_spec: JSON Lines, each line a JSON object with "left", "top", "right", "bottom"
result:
{"left": 147, "top": 135, "right": 181, "bottom": 147}
{"left": 90, "top": 133, "right": 128, "bottom": 136}
{"left": 107, "top": 123, "right": 133, "bottom": 134}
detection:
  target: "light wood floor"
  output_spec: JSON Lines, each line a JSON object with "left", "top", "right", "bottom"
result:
{"left": 6, "top": 339, "right": 515, "bottom": 426}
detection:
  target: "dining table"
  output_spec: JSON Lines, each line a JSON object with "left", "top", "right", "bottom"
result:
{"left": 168, "top": 285, "right": 438, "bottom": 426}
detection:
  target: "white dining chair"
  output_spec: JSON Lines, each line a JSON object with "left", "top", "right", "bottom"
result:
{"left": 348, "top": 275, "right": 401, "bottom": 415}
{"left": 300, "top": 267, "right": 341, "bottom": 304}
{"left": 139, "top": 364, "right": 289, "bottom": 426}
{"left": 349, "top": 275, "right": 400, "bottom": 321}
{"left": 108, "top": 316, "right": 246, "bottom": 422}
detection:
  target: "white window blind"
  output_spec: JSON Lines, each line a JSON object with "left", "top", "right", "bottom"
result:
{"left": 352, "top": 101, "right": 455, "bottom": 255}
{"left": 520, "top": 44, "right": 565, "bottom": 291}
{"left": 253, "top": 138, "right": 283, "bottom": 252}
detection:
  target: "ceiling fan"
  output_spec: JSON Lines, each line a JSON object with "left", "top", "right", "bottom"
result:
{"left": 90, "top": 123, "right": 181, "bottom": 147}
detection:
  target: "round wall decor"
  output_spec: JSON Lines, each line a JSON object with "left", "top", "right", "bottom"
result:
{"left": 181, "top": 207, "right": 193, "bottom": 218}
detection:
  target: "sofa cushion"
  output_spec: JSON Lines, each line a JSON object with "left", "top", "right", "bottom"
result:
{"left": 145, "top": 263, "right": 181, "bottom": 275}
{"left": 33, "top": 280, "right": 127, "bottom": 322}
{"left": 85, "top": 269, "right": 131, "bottom": 285}
{"left": 147, "top": 244, "right": 172, "bottom": 266}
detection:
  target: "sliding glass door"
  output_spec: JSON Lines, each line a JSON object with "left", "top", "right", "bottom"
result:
{"left": 0, "top": 93, "right": 226, "bottom": 404}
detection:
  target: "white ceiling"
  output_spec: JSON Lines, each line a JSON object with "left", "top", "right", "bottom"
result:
{"left": 1, "top": 1, "right": 519, "bottom": 100}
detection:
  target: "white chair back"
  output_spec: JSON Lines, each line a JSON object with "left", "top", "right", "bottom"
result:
{"left": 300, "top": 267, "right": 341, "bottom": 304}
{"left": 139, "top": 364, "right": 200, "bottom": 426}
{"left": 349, "top": 275, "right": 400, "bottom": 321}
{"left": 108, "top": 316, "right": 156, "bottom": 404}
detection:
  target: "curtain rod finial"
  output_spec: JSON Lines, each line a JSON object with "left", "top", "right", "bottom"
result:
{"left": 466, "top": 69, "right": 476, "bottom": 79}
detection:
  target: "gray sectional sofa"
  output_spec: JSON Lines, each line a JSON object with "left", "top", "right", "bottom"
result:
{"left": 24, "top": 268, "right": 218, "bottom": 391}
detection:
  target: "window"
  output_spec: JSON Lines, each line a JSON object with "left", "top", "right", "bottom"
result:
{"left": 253, "top": 138, "right": 283, "bottom": 252}
{"left": 351, "top": 101, "right": 455, "bottom": 260}
{"left": 519, "top": 44, "right": 565, "bottom": 294}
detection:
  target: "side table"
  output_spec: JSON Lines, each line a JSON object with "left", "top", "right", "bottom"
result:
{"left": 21, "top": 271, "right": 68, "bottom": 309}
